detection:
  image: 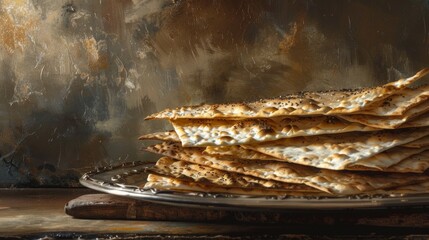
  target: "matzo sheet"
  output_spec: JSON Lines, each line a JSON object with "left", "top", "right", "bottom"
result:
{"left": 246, "top": 127, "right": 429, "bottom": 170}
{"left": 349, "top": 146, "right": 429, "bottom": 170}
{"left": 146, "top": 174, "right": 429, "bottom": 196}
{"left": 143, "top": 110, "right": 429, "bottom": 148}
{"left": 403, "top": 136, "right": 429, "bottom": 148}
{"left": 400, "top": 111, "right": 429, "bottom": 129}
{"left": 145, "top": 142, "right": 429, "bottom": 195}
{"left": 139, "top": 131, "right": 180, "bottom": 142}
{"left": 339, "top": 99, "right": 429, "bottom": 129}
{"left": 149, "top": 157, "right": 317, "bottom": 191}
{"left": 205, "top": 144, "right": 429, "bottom": 172}
{"left": 144, "top": 174, "right": 326, "bottom": 196}
{"left": 333, "top": 84, "right": 429, "bottom": 116}
{"left": 204, "top": 145, "right": 280, "bottom": 160}
{"left": 146, "top": 68, "right": 429, "bottom": 120}
{"left": 385, "top": 150, "right": 429, "bottom": 173}
{"left": 172, "top": 116, "right": 380, "bottom": 146}
{"left": 170, "top": 101, "right": 429, "bottom": 147}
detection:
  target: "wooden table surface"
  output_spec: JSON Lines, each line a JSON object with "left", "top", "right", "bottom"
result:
{"left": 2, "top": 188, "right": 429, "bottom": 239}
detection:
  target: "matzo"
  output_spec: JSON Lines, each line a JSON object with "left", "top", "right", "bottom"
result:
{"left": 171, "top": 116, "right": 379, "bottom": 146}
{"left": 146, "top": 68, "right": 429, "bottom": 120}
{"left": 204, "top": 145, "right": 280, "bottom": 160}
{"left": 246, "top": 127, "right": 429, "bottom": 170}
{"left": 339, "top": 99, "right": 429, "bottom": 129}
{"left": 149, "top": 157, "right": 318, "bottom": 191}
{"left": 400, "top": 111, "right": 429, "bottom": 129}
{"left": 386, "top": 181, "right": 429, "bottom": 194}
{"left": 172, "top": 108, "right": 429, "bottom": 147}
{"left": 145, "top": 142, "right": 429, "bottom": 195}
{"left": 170, "top": 101, "right": 429, "bottom": 146}
{"left": 145, "top": 174, "right": 429, "bottom": 196}
{"left": 144, "top": 174, "right": 326, "bottom": 196}
{"left": 332, "top": 84, "right": 429, "bottom": 116}
{"left": 138, "top": 131, "right": 180, "bottom": 142}
{"left": 349, "top": 146, "right": 429, "bottom": 170}
{"left": 205, "top": 143, "right": 428, "bottom": 172}
{"left": 384, "top": 150, "right": 429, "bottom": 173}
{"left": 402, "top": 135, "right": 429, "bottom": 148}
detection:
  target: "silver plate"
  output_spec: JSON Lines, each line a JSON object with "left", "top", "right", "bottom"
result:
{"left": 80, "top": 161, "right": 429, "bottom": 210}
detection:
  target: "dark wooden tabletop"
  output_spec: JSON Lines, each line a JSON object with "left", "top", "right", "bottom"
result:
{"left": 2, "top": 188, "right": 429, "bottom": 239}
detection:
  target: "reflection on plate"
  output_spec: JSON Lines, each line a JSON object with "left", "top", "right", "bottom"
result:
{"left": 80, "top": 161, "right": 429, "bottom": 210}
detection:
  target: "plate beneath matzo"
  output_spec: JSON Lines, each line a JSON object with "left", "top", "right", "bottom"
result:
{"left": 80, "top": 161, "right": 429, "bottom": 210}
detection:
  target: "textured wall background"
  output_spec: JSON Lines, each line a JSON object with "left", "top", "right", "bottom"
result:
{"left": 0, "top": 0, "right": 429, "bottom": 186}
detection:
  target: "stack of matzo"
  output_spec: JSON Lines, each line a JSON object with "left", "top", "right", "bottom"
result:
{"left": 140, "top": 68, "right": 429, "bottom": 197}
